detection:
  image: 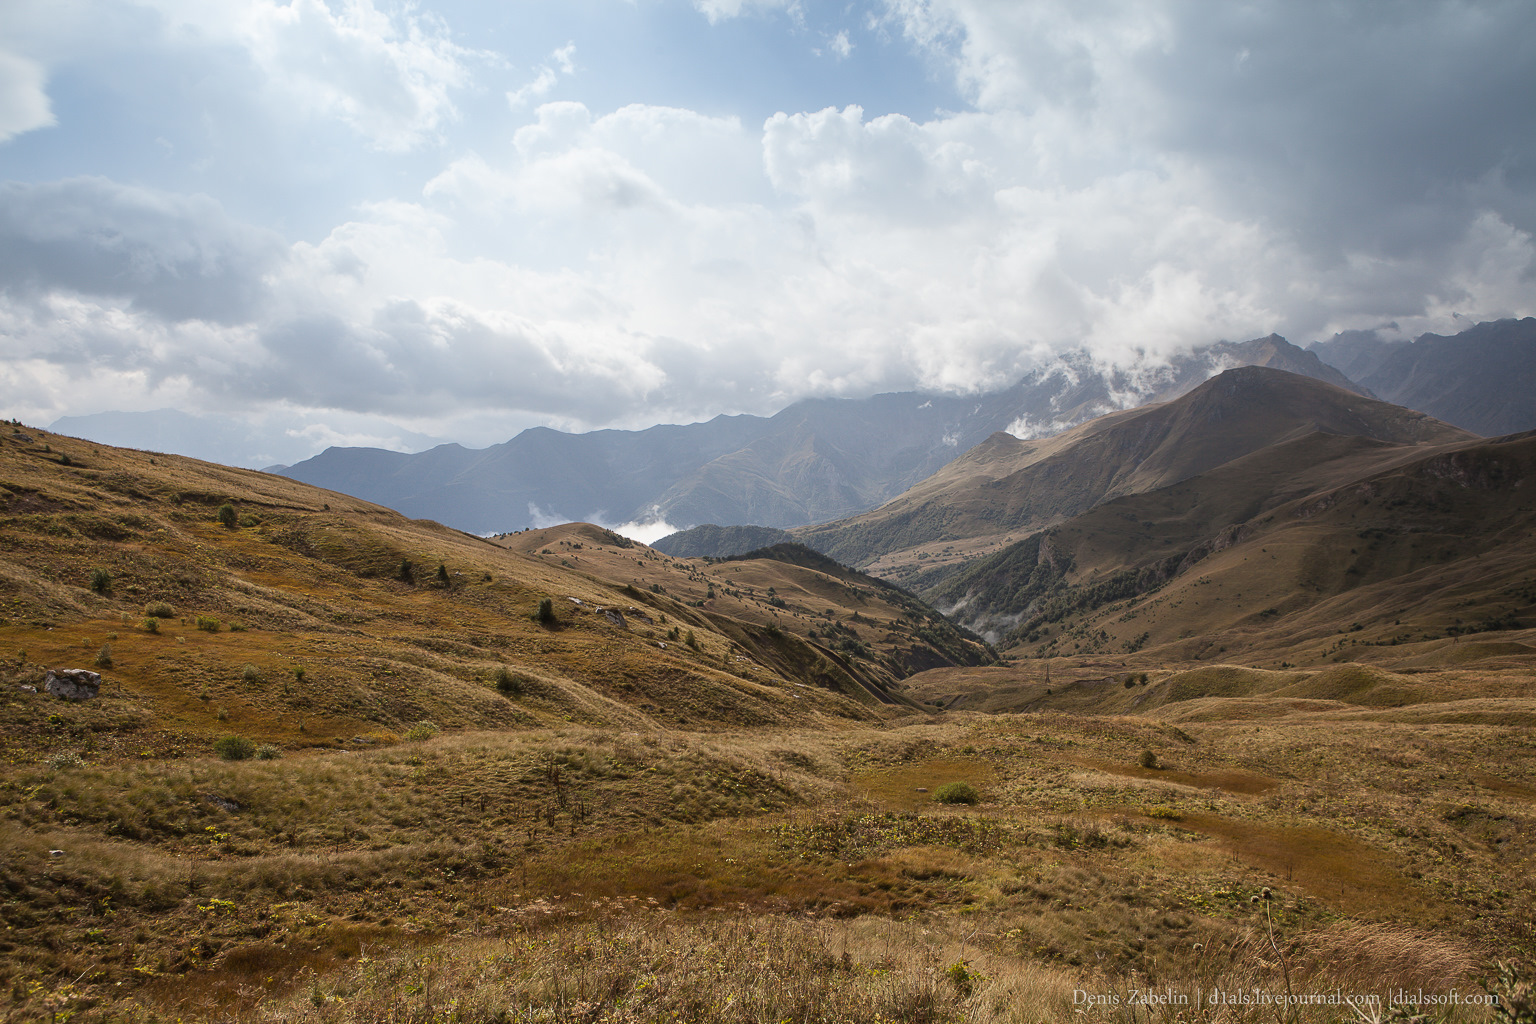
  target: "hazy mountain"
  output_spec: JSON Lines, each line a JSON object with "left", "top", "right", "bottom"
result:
{"left": 796, "top": 366, "right": 1470, "bottom": 575}
{"left": 278, "top": 332, "right": 1361, "bottom": 539}
{"left": 47, "top": 408, "right": 443, "bottom": 470}
{"left": 1310, "top": 317, "right": 1536, "bottom": 436}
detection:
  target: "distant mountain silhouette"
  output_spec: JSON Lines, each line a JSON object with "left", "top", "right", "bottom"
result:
{"left": 1310, "top": 317, "right": 1536, "bottom": 436}
{"left": 279, "top": 333, "right": 1367, "bottom": 536}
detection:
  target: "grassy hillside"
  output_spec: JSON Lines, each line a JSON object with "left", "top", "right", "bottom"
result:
{"left": 4, "top": 421, "right": 1535, "bottom": 1023}
{"left": 930, "top": 426, "right": 1536, "bottom": 666}
{"left": 0, "top": 422, "right": 956, "bottom": 754}
{"left": 492, "top": 529, "right": 995, "bottom": 701}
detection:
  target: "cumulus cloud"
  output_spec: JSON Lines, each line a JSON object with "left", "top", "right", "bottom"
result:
{"left": 143, "top": 0, "right": 478, "bottom": 150}
{"left": 0, "top": 178, "right": 284, "bottom": 324}
{"left": 0, "top": 51, "right": 54, "bottom": 142}
{"left": 4, "top": 0, "right": 1534, "bottom": 461}
{"left": 878, "top": 0, "right": 1536, "bottom": 325}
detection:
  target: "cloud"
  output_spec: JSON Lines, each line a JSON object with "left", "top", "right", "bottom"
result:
{"left": 0, "top": 51, "right": 54, "bottom": 142}
{"left": 0, "top": 177, "right": 284, "bottom": 324}
{"left": 595, "top": 514, "right": 680, "bottom": 546}
{"left": 429, "top": 101, "right": 761, "bottom": 217}
{"left": 5, "top": 2, "right": 1535, "bottom": 463}
{"left": 880, "top": 0, "right": 1536, "bottom": 268}
{"left": 693, "top": 0, "right": 802, "bottom": 25}
{"left": 143, "top": 0, "right": 479, "bottom": 151}
{"left": 507, "top": 42, "right": 575, "bottom": 109}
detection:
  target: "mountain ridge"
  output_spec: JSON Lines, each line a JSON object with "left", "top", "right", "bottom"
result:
{"left": 274, "top": 333, "right": 1370, "bottom": 535}
{"left": 1309, "top": 317, "right": 1536, "bottom": 436}
{"left": 792, "top": 366, "right": 1472, "bottom": 577}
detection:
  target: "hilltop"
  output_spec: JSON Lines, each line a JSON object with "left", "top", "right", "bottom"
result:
{"left": 928, "top": 419, "right": 1536, "bottom": 666}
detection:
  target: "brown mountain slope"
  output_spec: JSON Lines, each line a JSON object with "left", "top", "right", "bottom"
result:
{"left": 930, "top": 425, "right": 1536, "bottom": 666}
{"left": 798, "top": 366, "right": 1471, "bottom": 577}
{"left": 493, "top": 526, "right": 993, "bottom": 703}
{"left": 0, "top": 424, "right": 982, "bottom": 761}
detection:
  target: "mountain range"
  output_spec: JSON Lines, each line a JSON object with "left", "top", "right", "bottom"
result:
{"left": 787, "top": 365, "right": 1471, "bottom": 577}
{"left": 1310, "top": 317, "right": 1536, "bottom": 436}
{"left": 274, "top": 332, "right": 1366, "bottom": 535}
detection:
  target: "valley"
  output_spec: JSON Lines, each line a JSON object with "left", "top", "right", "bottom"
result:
{"left": 2, "top": 415, "right": 1534, "bottom": 1022}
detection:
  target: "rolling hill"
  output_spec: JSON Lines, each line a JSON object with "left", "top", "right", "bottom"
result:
{"left": 4, "top": 421, "right": 1536, "bottom": 1024}
{"left": 0, "top": 423, "right": 991, "bottom": 754}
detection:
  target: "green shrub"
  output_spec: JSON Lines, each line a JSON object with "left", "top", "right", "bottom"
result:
{"left": 213, "top": 735, "right": 256, "bottom": 761}
{"left": 142, "top": 617, "right": 159, "bottom": 634}
{"left": 933, "top": 781, "right": 980, "bottom": 805}
{"left": 145, "top": 601, "right": 175, "bottom": 619}
{"left": 685, "top": 630, "right": 698, "bottom": 650}
{"left": 94, "top": 645, "right": 113, "bottom": 669}
{"left": 255, "top": 744, "right": 281, "bottom": 761}
{"left": 1138, "top": 748, "right": 1160, "bottom": 770}
{"left": 405, "top": 721, "right": 439, "bottom": 742}
{"left": 216, "top": 504, "right": 237, "bottom": 529}
{"left": 398, "top": 558, "right": 414, "bottom": 583}
{"left": 536, "top": 597, "right": 555, "bottom": 624}
{"left": 436, "top": 563, "right": 450, "bottom": 584}
{"left": 946, "top": 961, "right": 979, "bottom": 997}
{"left": 494, "top": 666, "right": 524, "bottom": 695}
{"left": 196, "top": 616, "right": 220, "bottom": 632}
{"left": 241, "top": 664, "right": 261, "bottom": 683}
{"left": 89, "top": 568, "right": 112, "bottom": 594}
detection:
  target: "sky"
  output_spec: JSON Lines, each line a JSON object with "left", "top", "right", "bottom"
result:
{"left": 1, "top": 0, "right": 1533, "bottom": 467}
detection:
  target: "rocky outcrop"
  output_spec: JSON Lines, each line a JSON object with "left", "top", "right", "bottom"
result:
{"left": 44, "top": 669, "right": 101, "bottom": 701}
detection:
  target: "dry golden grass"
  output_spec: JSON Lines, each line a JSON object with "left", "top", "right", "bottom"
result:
{"left": 4, "top": 703, "right": 1530, "bottom": 1022}
{"left": 3, "top": 426, "right": 1534, "bottom": 1023}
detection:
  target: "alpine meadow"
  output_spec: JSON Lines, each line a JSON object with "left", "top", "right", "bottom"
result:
{"left": 4, "top": 2, "right": 1536, "bottom": 1023}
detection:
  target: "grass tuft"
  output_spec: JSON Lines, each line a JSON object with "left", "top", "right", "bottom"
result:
{"left": 932, "top": 781, "right": 980, "bottom": 805}
{"left": 213, "top": 735, "right": 256, "bottom": 761}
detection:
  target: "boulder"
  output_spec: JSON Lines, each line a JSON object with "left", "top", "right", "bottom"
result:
{"left": 44, "top": 669, "right": 101, "bottom": 701}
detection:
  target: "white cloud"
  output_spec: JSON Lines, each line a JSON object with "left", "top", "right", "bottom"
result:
{"left": 693, "top": 0, "right": 802, "bottom": 25}
{"left": 143, "top": 0, "right": 478, "bottom": 151}
{"left": 597, "top": 514, "right": 680, "bottom": 546}
{"left": 0, "top": 51, "right": 54, "bottom": 142}
{"left": 507, "top": 66, "right": 558, "bottom": 109}
{"left": 4, "top": 1, "right": 1534, "bottom": 460}
{"left": 507, "top": 42, "right": 575, "bottom": 110}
